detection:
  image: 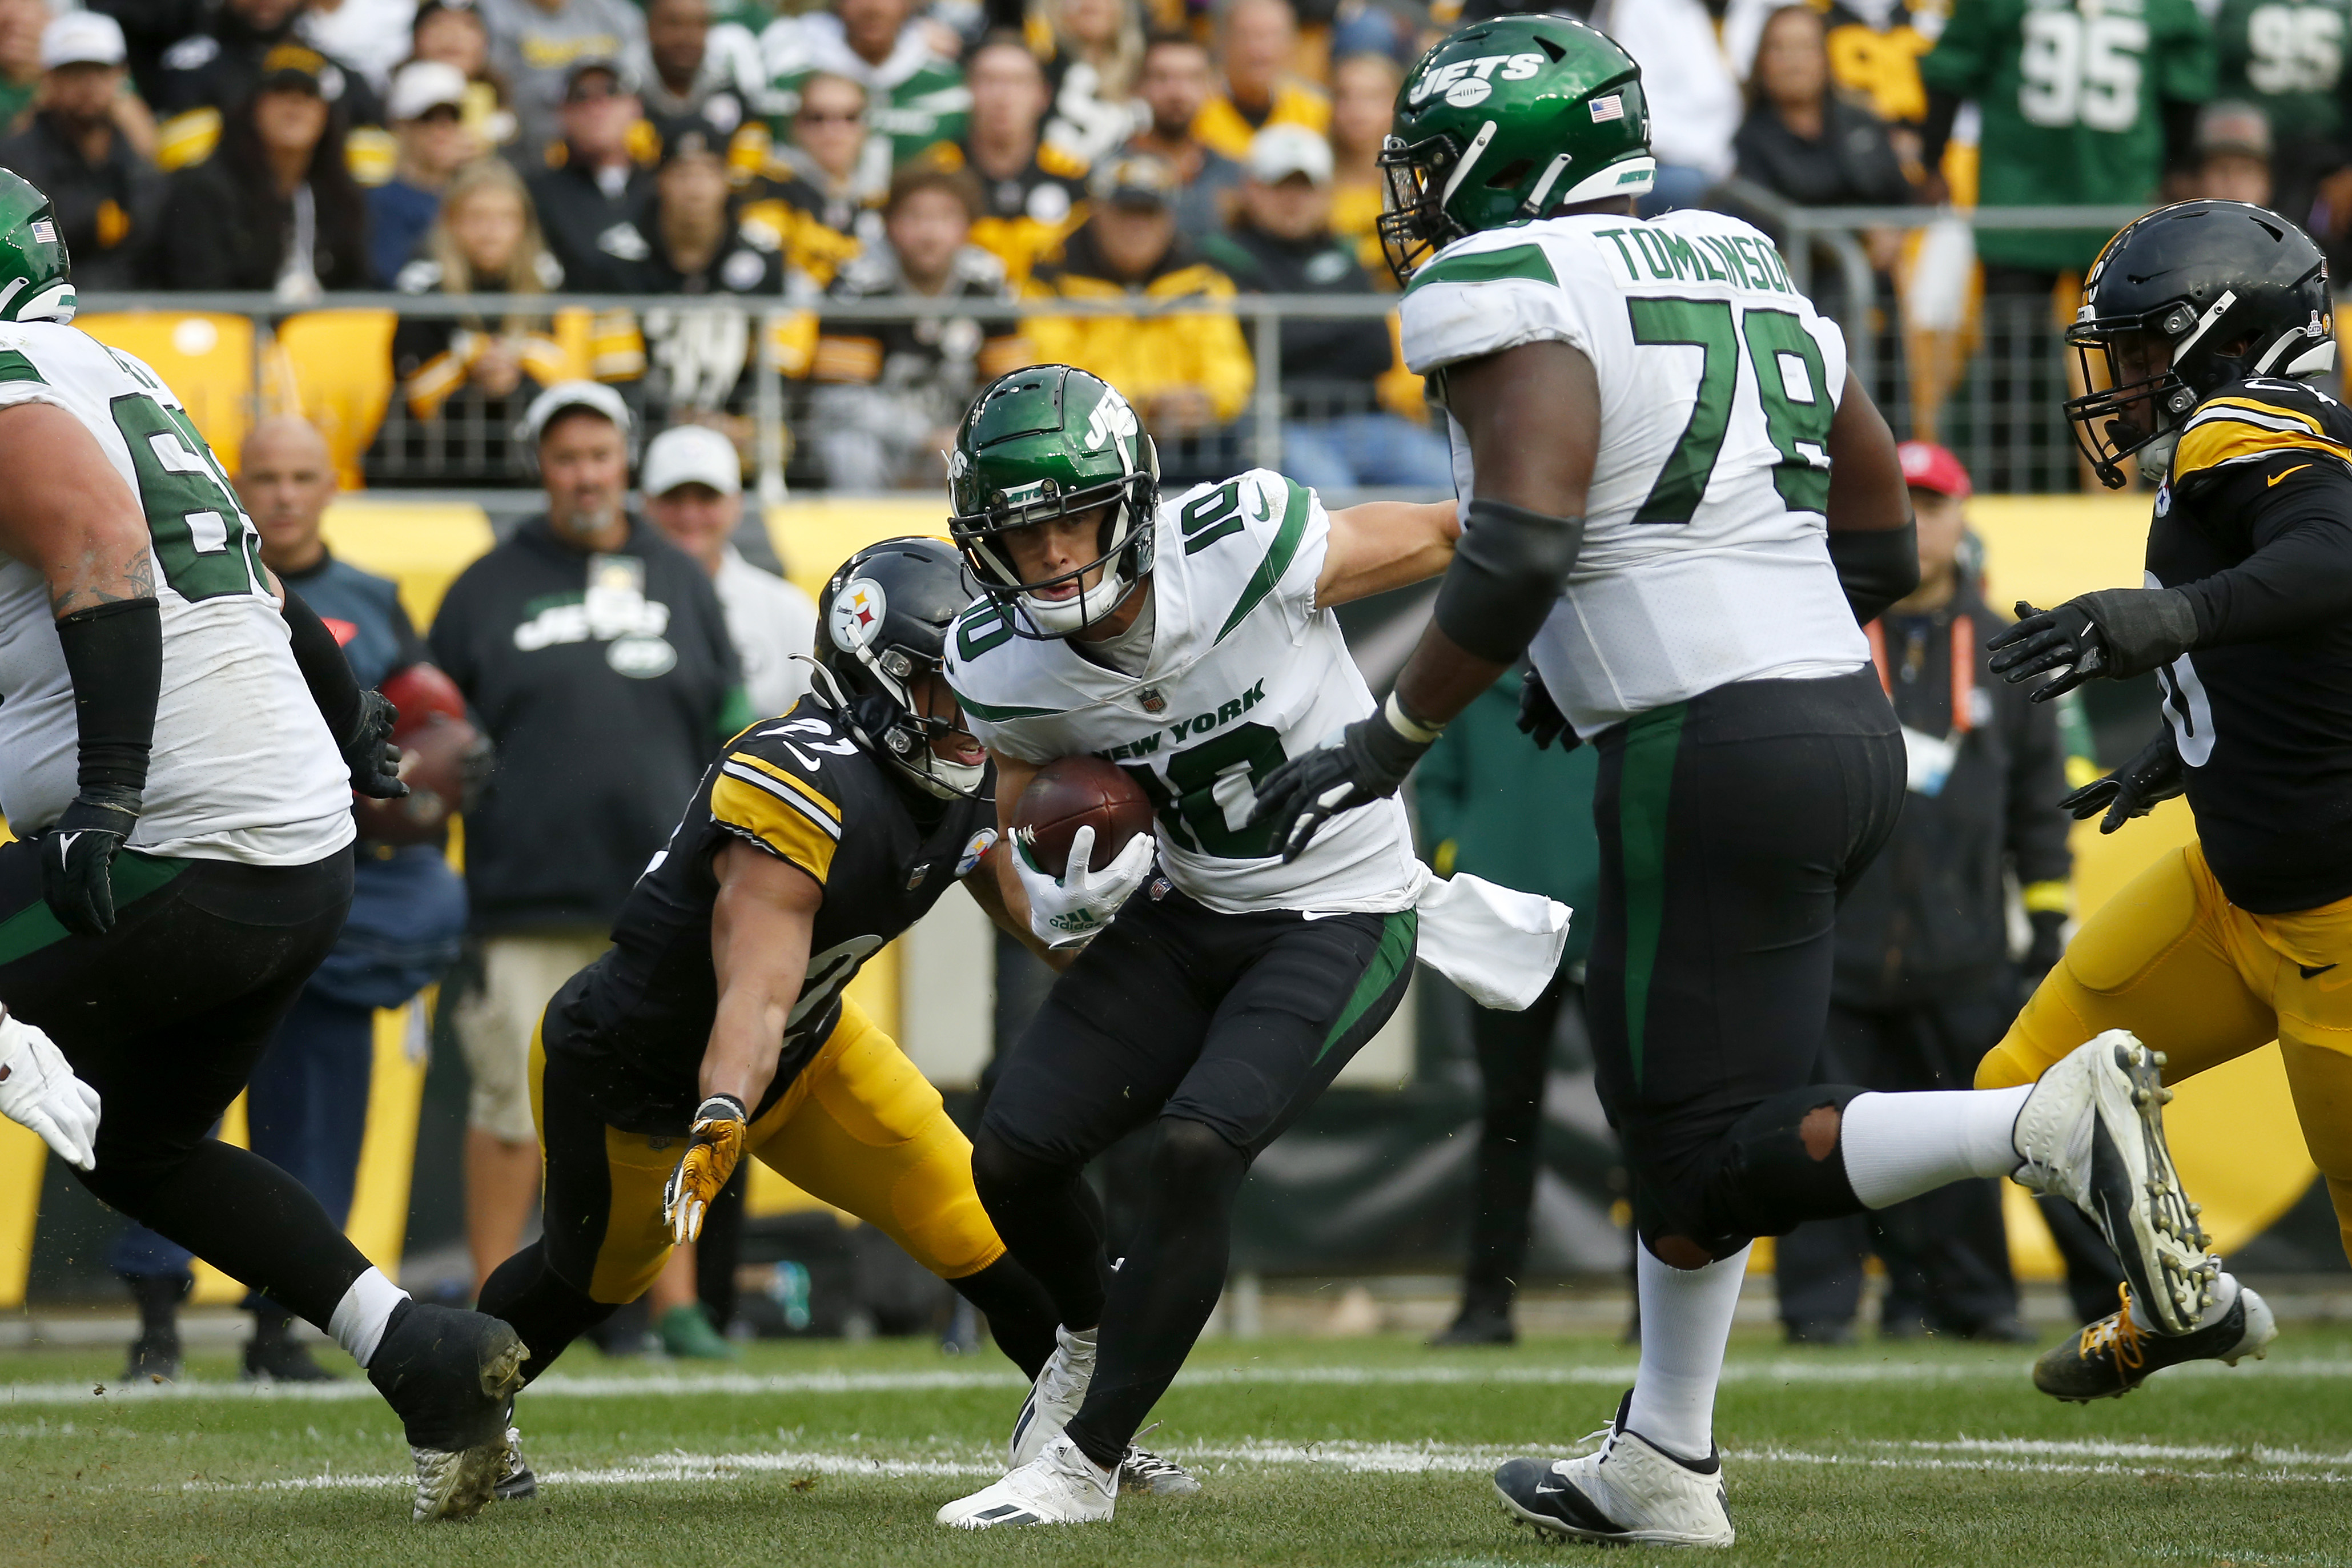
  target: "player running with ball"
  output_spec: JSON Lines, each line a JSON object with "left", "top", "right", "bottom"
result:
{"left": 934, "top": 364, "right": 1571, "bottom": 1527}
{"left": 1251, "top": 16, "right": 2221, "bottom": 1547}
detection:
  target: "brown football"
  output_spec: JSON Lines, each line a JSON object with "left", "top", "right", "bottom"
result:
{"left": 351, "top": 713, "right": 490, "bottom": 846}
{"left": 1012, "top": 755, "right": 1156, "bottom": 877}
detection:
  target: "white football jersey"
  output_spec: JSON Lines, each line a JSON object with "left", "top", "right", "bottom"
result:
{"left": 0, "top": 322, "right": 355, "bottom": 865}
{"left": 945, "top": 469, "right": 1421, "bottom": 915}
{"left": 1399, "top": 210, "right": 1869, "bottom": 739}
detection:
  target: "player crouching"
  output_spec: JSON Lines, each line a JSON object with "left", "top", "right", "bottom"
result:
{"left": 473, "top": 538, "right": 1192, "bottom": 1492}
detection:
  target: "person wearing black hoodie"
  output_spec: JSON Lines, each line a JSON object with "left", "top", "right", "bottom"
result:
{"left": 150, "top": 0, "right": 385, "bottom": 174}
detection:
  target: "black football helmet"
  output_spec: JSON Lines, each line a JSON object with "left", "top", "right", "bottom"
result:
{"left": 813, "top": 536, "right": 986, "bottom": 801}
{"left": 2065, "top": 200, "right": 2333, "bottom": 489}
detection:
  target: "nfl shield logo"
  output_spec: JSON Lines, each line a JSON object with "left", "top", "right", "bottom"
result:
{"left": 905, "top": 863, "right": 929, "bottom": 890}
{"left": 1139, "top": 686, "right": 1166, "bottom": 713}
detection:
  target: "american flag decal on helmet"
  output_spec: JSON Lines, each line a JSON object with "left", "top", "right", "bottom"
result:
{"left": 29, "top": 220, "right": 55, "bottom": 243}
{"left": 1589, "top": 95, "right": 1623, "bottom": 122}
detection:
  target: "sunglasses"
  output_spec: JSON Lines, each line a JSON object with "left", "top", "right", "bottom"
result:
{"left": 413, "top": 103, "right": 463, "bottom": 123}
{"left": 797, "top": 107, "right": 861, "bottom": 125}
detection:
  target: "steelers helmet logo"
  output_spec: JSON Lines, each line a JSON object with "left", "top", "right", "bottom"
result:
{"left": 830, "top": 577, "right": 888, "bottom": 650}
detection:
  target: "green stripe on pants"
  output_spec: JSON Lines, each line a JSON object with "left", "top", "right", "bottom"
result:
{"left": 1318, "top": 908, "right": 1418, "bottom": 1060}
{"left": 1618, "top": 703, "right": 1686, "bottom": 1089}
{"left": 0, "top": 850, "right": 191, "bottom": 968}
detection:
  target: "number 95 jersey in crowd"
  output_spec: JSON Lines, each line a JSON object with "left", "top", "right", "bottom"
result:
{"left": 546, "top": 698, "right": 999, "bottom": 1133}
{"left": 944, "top": 468, "right": 1424, "bottom": 916}
{"left": 1399, "top": 211, "right": 1870, "bottom": 743}
{"left": 0, "top": 321, "right": 353, "bottom": 864}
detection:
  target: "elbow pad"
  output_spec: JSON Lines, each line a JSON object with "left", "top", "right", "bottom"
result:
{"left": 55, "top": 597, "right": 162, "bottom": 798}
{"left": 1827, "top": 521, "right": 1920, "bottom": 625}
{"left": 1432, "top": 498, "right": 1586, "bottom": 665}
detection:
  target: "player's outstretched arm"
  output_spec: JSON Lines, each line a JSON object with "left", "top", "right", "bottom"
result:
{"left": 1823, "top": 369, "right": 1920, "bottom": 625}
{"left": 0, "top": 402, "right": 162, "bottom": 935}
{"left": 1315, "top": 499, "right": 1462, "bottom": 607}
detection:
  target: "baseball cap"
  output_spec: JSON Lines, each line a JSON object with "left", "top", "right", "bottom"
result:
{"left": 2196, "top": 100, "right": 2272, "bottom": 162}
{"left": 1897, "top": 440, "right": 1972, "bottom": 500}
{"left": 523, "top": 380, "right": 634, "bottom": 448}
{"left": 564, "top": 55, "right": 640, "bottom": 99}
{"left": 257, "top": 42, "right": 328, "bottom": 93}
{"left": 1247, "top": 123, "right": 1332, "bottom": 186}
{"left": 657, "top": 115, "right": 729, "bottom": 168}
{"left": 42, "top": 13, "right": 126, "bottom": 70}
{"left": 388, "top": 59, "right": 467, "bottom": 121}
{"left": 1089, "top": 152, "right": 1177, "bottom": 210}
{"left": 642, "top": 424, "right": 742, "bottom": 498}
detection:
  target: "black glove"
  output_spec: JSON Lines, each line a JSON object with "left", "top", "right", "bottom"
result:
{"left": 1251, "top": 704, "right": 1434, "bottom": 863}
{"left": 2023, "top": 908, "right": 2067, "bottom": 986}
{"left": 1986, "top": 590, "right": 2200, "bottom": 701}
{"left": 2057, "top": 728, "right": 2185, "bottom": 834}
{"left": 343, "top": 690, "right": 409, "bottom": 801}
{"left": 41, "top": 788, "right": 138, "bottom": 936}
{"left": 1516, "top": 669, "right": 1579, "bottom": 752}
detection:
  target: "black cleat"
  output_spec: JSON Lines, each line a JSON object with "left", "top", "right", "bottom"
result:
{"left": 1784, "top": 1318, "right": 1856, "bottom": 1347}
{"left": 1431, "top": 1300, "right": 1517, "bottom": 1347}
{"left": 122, "top": 1329, "right": 183, "bottom": 1384}
{"left": 243, "top": 1312, "right": 339, "bottom": 1382}
{"left": 2034, "top": 1284, "right": 2277, "bottom": 1402}
{"left": 366, "top": 1301, "right": 530, "bottom": 1521}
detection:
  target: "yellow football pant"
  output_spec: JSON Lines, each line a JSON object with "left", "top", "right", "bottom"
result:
{"left": 1978, "top": 839, "right": 2352, "bottom": 1265}
{"left": 530, "top": 997, "right": 1008, "bottom": 1306}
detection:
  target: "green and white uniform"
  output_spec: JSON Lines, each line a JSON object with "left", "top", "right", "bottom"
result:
{"left": 2214, "top": 0, "right": 2351, "bottom": 146}
{"left": 1919, "top": 0, "right": 2215, "bottom": 274}
{"left": 0, "top": 321, "right": 353, "bottom": 862}
{"left": 1398, "top": 211, "right": 1869, "bottom": 742}
{"left": 759, "top": 12, "right": 968, "bottom": 165}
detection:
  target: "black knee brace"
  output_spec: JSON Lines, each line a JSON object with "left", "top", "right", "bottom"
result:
{"left": 1699, "top": 1085, "right": 1870, "bottom": 1243}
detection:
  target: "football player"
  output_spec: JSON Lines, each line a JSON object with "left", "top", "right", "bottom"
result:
{"left": 0, "top": 170, "right": 528, "bottom": 1521}
{"left": 1978, "top": 199, "right": 2352, "bottom": 1400}
{"left": 476, "top": 537, "right": 1193, "bottom": 1495}
{"left": 931, "top": 364, "right": 1573, "bottom": 1529}
{"left": 1249, "top": 18, "right": 2220, "bottom": 1547}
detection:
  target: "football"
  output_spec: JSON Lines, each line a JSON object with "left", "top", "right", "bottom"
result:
{"left": 1011, "top": 754, "right": 1155, "bottom": 877}
{"left": 351, "top": 665, "right": 489, "bottom": 846}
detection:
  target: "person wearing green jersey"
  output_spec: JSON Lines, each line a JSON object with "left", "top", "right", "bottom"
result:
{"left": 2212, "top": 0, "right": 2352, "bottom": 224}
{"left": 759, "top": 0, "right": 967, "bottom": 166}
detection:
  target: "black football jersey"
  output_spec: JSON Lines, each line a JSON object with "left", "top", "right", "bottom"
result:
{"left": 2154, "top": 375, "right": 2352, "bottom": 912}
{"left": 548, "top": 696, "right": 999, "bottom": 1132}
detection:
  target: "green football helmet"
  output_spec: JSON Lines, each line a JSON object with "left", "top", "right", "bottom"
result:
{"left": 0, "top": 170, "right": 74, "bottom": 324}
{"left": 947, "top": 364, "right": 1159, "bottom": 639}
{"left": 1378, "top": 14, "right": 1654, "bottom": 286}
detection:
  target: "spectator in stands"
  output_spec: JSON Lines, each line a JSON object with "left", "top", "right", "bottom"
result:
{"left": 1191, "top": 0, "right": 1326, "bottom": 162}
{"left": 385, "top": 156, "right": 568, "bottom": 482}
{"left": 1603, "top": 0, "right": 1738, "bottom": 212}
{"left": 1203, "top": 124, "right": 1449, "bottom": 490}
{"left": 90, "top": 0, "right": 207, "bottom": 110}
{"left": 479, "top": 0, "right": 648, "bottom": 163}
{"left": 1415, "top": 665, "right": 1601, "bottom": 1348}
{"left": 1123, "top": 31, "right": 1240, "bottom": 238}
{"left": 0, "top": 14, "right": 167, "bottom": 290}
{"left": 299, "top": 0, "right": 419, "bottom": 95}
{"left": 429, "top": 380, "right": 746, "bottom": 1292}
{"left": 1026, "top": 151, "right": 1252, "bottom": 480}
{"left": 409, "top": 0, "right": 519, "bottom": 149}
{"left": 1733, "top": 4, "right": 1913, "bottom": 274}
{"left": 759, "top": 70, "right": 888, "bottom": 248}
{"left": 367, "top": 59, "right": 471, "bottom": 283}
{"left": 1031, "top": 0, "right": 1143, "bottom": 167}
{"left": 759, "top": 0, "right": 968, "bottom": 166}
{"left": 633, "top": 120, "right": 783, "bottom": 446}
{"left": 642, "top": 0, "right": 759, "bottom": 142}
{"left": 810, "top": 163, "right": 1027, "bottom": 489}
{"left": 1325, "top": 50, "right": 1394, "bottom": 278}
{"left": 526, "top": 57, "right": 657, "bottom": 299}
{"left": 643, "top": 421, "right": 817, "bottom": 719}
{"left": 2211, "top": 0, "right": 2346, "bottom": 229}
{"left": 152, "top": 0, "right": 388, "bottom": 176}
{"left": 2194, "top": 99, "right": 2274, "bottom": 208}
{"left": 155, "top": 45, "right": 369, "bottom": 296}
{"left": 1772, "top": 441, "right": 2064, "bottom": 1346}
{"left": 955, "top": 31, "right": 1088, "bottom": 285}
{"left": 0, "top": 0, "right": 45, "bottom": 135}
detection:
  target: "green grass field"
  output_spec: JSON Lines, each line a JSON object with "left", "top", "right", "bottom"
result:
{"left": 5, "top": 1324, "right": 2350, "bottom": 1567}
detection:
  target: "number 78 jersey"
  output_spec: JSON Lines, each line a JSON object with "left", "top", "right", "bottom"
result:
{"left": 1400, "top": 210, "right": 1869, "bottom": 740}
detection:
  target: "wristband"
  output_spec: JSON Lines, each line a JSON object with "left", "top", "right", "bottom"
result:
{"left": 1383, "top": 691, "right": 1446, "bottom": 745}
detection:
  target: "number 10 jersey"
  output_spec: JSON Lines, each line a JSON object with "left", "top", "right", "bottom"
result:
{"left": 0, "top": 321, "right": 353, "bottom": 865}
{"left": 1400, "top": 210, "right": 1869, "bottom": 742}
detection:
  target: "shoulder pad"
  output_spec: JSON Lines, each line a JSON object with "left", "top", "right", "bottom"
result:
{"left": 947, "top": 597, "right": 1020, "bottom": 672}
{"left": 710, "top": 717, "right": 857, "bottom": 883}
{"left": 2173, "top": 379, "right": 2352, "bottom": 483}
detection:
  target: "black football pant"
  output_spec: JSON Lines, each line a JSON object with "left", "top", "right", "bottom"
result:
{"left": 1457, "top": 969, "right": 1582, "bottom": 1309}
{"left": 9, "top": 841, "right": 362, "bottom": 1330}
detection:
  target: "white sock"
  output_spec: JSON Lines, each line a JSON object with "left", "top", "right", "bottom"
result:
{"left": 1839, "top": 1087, "right": 2032, "bottom": 1208}
{"left": 2126, "top": 1268, "right": 2239, "bottom": 1332}
{"left": 1623, "top": 1240, "right": 1751, "bottom": 1462}
{"left": 329, "top": 1267, "right": 411, "bottom": 1369}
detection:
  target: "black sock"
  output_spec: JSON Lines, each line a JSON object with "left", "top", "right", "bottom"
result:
{"left": 971, "top": 1128, "right": 1108, "bottom": 1332}
{"left": 92, "top": 1142, "right": 368, "bottom": 1331}
{"left": 479, "top": 1241, "right": 617, "bottom": 1387}
{"left": 1062, "top": 1119, "right": 1248, "bottom": 1470}
{"left": 949, "top": 1253, "right": 1061, "bottom": 1381}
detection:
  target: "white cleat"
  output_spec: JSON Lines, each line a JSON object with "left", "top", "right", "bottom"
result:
{"left": 938, "top": 1434, "right": 1116, "bottom": 1529}
{"left": 1491, "top": 1393, "right": 1733, "bottom": 1548}
{"left": 2008, "top": 1030, "right": 2215, "bottom": 1336}
{"left": 1008, "top": 1324, "right": 1096, "bottom": 1470}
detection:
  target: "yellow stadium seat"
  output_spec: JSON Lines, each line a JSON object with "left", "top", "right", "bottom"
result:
{"left": 76, "top": 311, "right": 255, "bottom": 470}
{"left": 268, "top": 309, "right": 400, "bottom": 490}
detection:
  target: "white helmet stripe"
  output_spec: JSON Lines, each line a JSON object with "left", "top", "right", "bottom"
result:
{"left": 1440, "top": 120, "right": 1498, "bottom": 210}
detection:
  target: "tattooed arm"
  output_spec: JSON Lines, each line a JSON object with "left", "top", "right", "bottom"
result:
{"left": 0, "top": 402, "right": 156, "bottom": 614}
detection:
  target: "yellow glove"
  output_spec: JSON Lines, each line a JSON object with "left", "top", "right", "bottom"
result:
{"left": 662, "top": 1093, "right": 747, "bottom": 1245}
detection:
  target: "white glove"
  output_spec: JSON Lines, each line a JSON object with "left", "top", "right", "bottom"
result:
{"left": 0, "top": 1008, "right": 99, "bottom": 1170}
{"left": 1016, "top": 823, "right": 1154, "bottom": 949}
